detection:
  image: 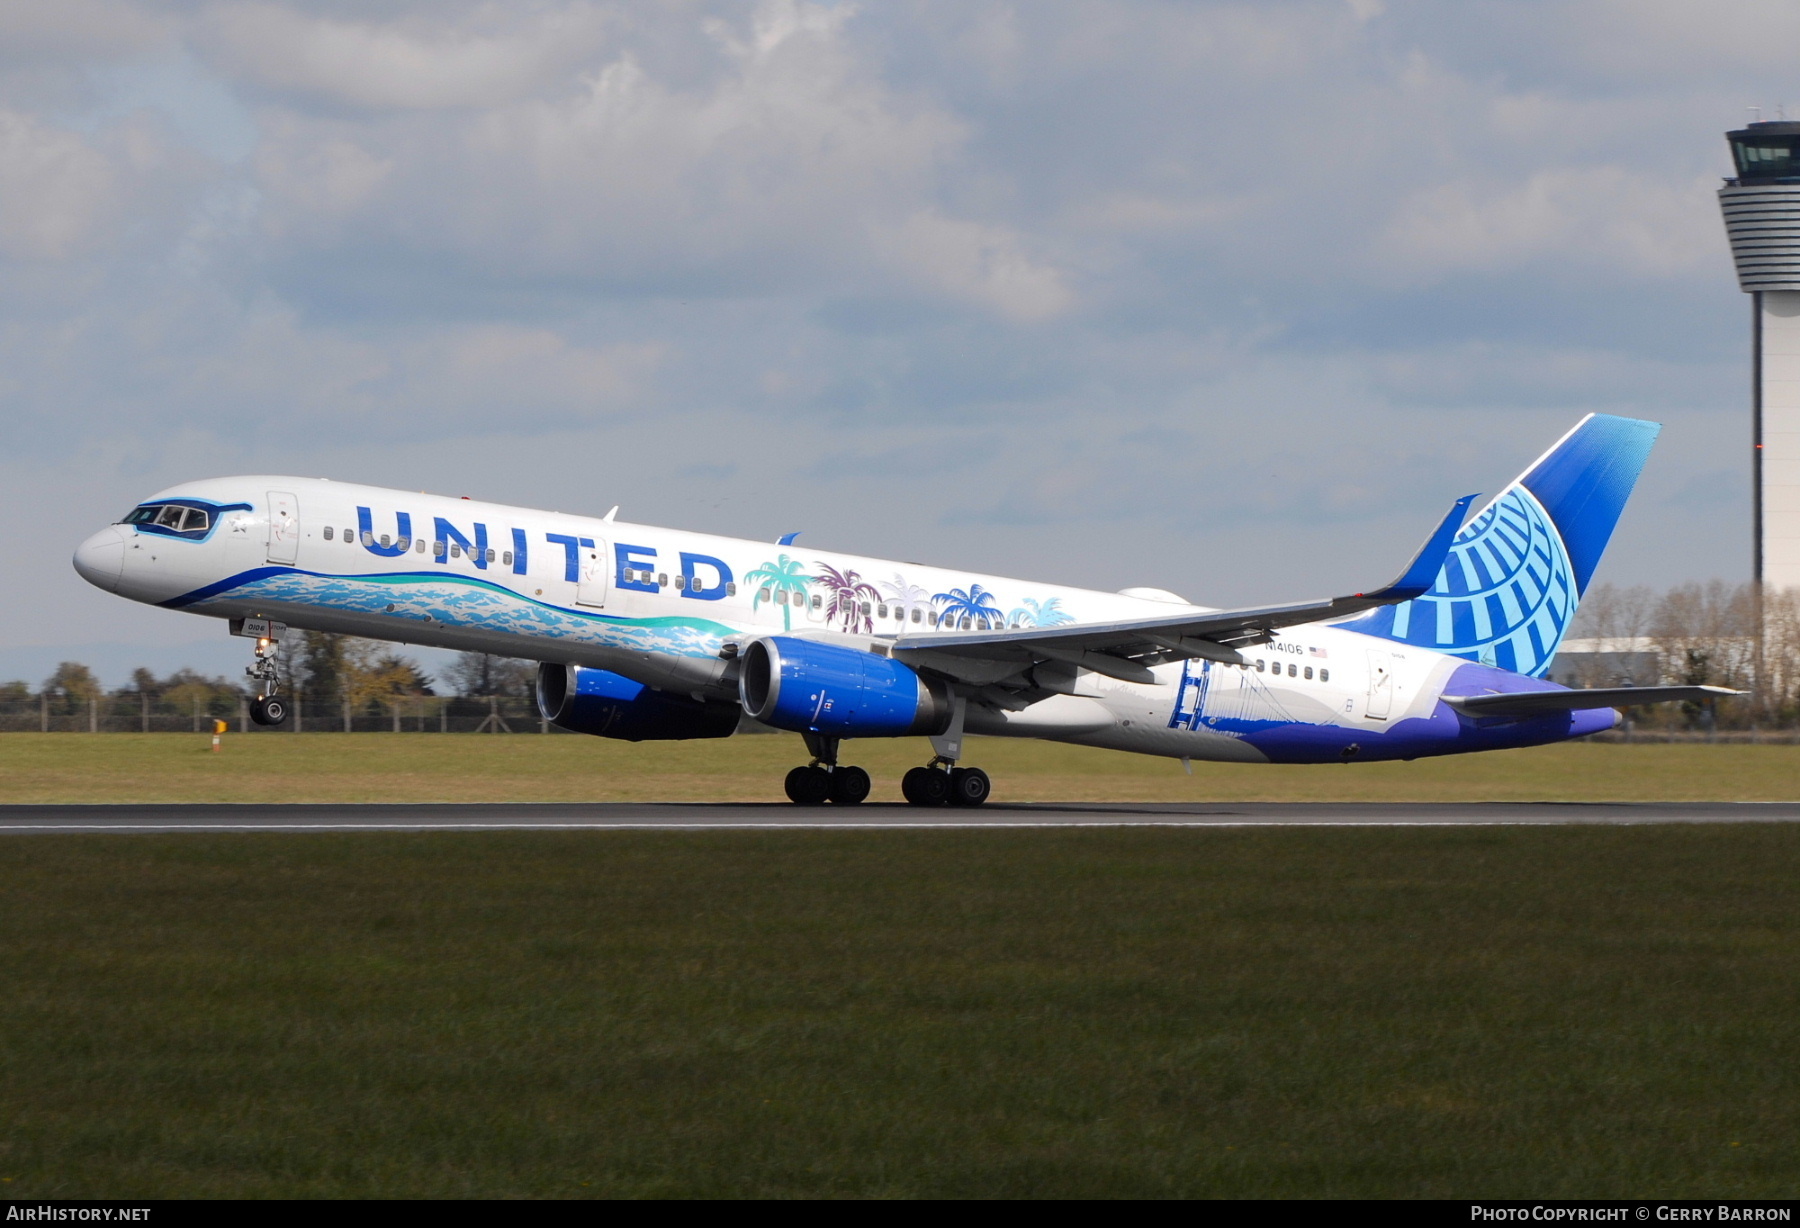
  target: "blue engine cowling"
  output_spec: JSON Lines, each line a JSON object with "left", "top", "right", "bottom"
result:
{"left": 738, "top": 636, "right": 952, "bottom": 737}
{"left": 536, "top": 663, "right": 739, "bottom": 742}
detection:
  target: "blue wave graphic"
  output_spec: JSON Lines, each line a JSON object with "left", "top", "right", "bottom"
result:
{"left": 172, "top": 567, "right": 736, "bottom": 659}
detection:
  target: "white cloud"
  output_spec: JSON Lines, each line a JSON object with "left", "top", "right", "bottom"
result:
{"left": 0, "top": 111, "right": 117, "bottom": 259}
{"left": 1378, "top": 166, "right": 1726, "bottom": 281}
{"left": 875, "top": 210, "right": 1073, "bottom": 320}
{"left": 203, "top": 2, "right": 615, "bottom": 110}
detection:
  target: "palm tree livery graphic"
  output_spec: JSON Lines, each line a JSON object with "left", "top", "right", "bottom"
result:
{"left": 1008, "top": 596, "right": 1073, "bottom": 628}
{"left": 744, "top": 554, "right": 812, "bottom": 631}
{"left": 881, "top": 575, "right": 933, "bottom": 625}
{"left": 814, "top": 563, "right": 881, "bottom": 634}
{"left": 933, "top": 583, "right": 1002, "bottom": 629}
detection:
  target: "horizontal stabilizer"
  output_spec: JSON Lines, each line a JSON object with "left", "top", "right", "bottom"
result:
{"left": 1445, "top": 685, "right": 1741, "bottom": 718}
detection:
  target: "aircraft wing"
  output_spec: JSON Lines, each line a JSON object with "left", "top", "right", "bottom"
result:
{"left": 1443, "top": 685, "right": 1741, "bottom": 718}
{"left": 889, "top": 494, "right": 1476, "bottom": 689}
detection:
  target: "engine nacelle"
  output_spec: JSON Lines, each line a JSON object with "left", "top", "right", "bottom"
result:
{"left": 536, "top": 663, "right": 738, "bottom": 742}
{"left": 738, "top": 636, "right": 952, "bottom": 737}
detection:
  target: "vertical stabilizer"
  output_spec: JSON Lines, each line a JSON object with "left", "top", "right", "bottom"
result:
{"left": 1338, "top": 414, "right": 1659, "bottom": 677}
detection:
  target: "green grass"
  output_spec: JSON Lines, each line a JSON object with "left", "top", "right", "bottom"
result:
{"left": 4, "top": 733, "right": 1800, "bottom": 803}
{"left": 0, "top": 827, "right": 1797, "bottom": 1197}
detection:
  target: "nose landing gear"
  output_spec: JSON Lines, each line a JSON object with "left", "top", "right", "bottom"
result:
{"left": 784, "top": 733, "right": 872, "bottom": 806}
{"left": 234, "top": 617, "right": 290, "bottom": 726}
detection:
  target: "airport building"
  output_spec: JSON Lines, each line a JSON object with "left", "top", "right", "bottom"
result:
{"left": 1720, "top": 119, "right": 1800, "bottom": 592}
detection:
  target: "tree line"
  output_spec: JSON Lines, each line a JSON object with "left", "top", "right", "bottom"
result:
{"left": 3, "top": 633, "right": 536, "bottom": 730}
{"left": 1561, "top": 581, "right": 1794, "bottom": 729}
{"left": 7, "top": 584, "right": 1794, "bottom": 731}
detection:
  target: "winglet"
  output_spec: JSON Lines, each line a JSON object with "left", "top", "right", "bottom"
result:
{"left": 1360, "top": 494, "right": 1477, "bottom": 603}
{"left": 778, "top": 531, "right": 801, "bottom": 546}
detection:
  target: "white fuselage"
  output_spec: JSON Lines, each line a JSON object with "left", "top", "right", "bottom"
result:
{"left": 72, "top": 476, "right": 1534, "bottom": 764}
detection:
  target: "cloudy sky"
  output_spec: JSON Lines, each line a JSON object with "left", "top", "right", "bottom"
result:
{"left": 1, "top": 0, "right": 1790, "bottom": 685}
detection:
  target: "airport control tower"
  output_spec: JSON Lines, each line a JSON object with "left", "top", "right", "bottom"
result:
{"left": 1720, "top": 120, "right": 1800, "bottom": 591}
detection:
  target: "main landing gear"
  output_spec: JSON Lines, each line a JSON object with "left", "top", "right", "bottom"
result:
{"left": 901, "top": 763, "right": 990, "bottom": 808}
{"left": 781, "top": 697, "right": 991, "bottom": 808}
{"left": 901, "top": 693, "right": 988, "bottom": 807}
{"left": 784, "top": 733, "right": 872, "bottom": 806}
{"left": 242, "top": 626, "right": 290, "bottom": 726}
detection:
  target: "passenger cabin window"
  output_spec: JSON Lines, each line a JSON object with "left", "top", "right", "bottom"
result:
{"left": 503, "top": 551, "right": 513, "bottom": 565}
{"left": 726, "top": 583, "right": 737, "bottom": 596}
{"left": 811, "top": 594, "right": 821, "bottom": 609}
{"left": 1255, "top": 659, "right": 1265, "bottom": 672}
{"left": 323, "top": 526, "right": 334, "bottom": 541}
{"left": 1320, "top": 668, "right": 1330, "bottom": 682}
{"left": 912, "top": 609, "right": 922, "bottom": 623}
{"left": 1304, "top": 666, "right": 1313, "bottom": 680}
{"left": 1287, "top": 663, "right": 1296, "bottom": 677}
{"left": 675, "top": 576, "right": 687, "bottom": 590}
{"left": 450, "top": 544, "right": 462, "bottom": 558}
{"left": 416, "top": 539, "right": 426, "bottom": 553}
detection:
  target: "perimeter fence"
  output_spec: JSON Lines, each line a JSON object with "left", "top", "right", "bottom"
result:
{"left": 0, "top": 692, "right": 555, "bottom": 735}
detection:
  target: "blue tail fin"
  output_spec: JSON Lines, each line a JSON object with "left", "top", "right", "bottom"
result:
{"left": 1338, "top": 414, "right": 1659, "bottom": 677}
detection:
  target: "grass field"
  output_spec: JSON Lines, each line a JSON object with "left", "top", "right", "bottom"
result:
{"left": 4, "top": 736, "right": 1797, "bottom": 1197}
{"left": 0, "top": 826, "right": 1796, "bottom": 1198}
{"left": 3, "top": 732, "right": 1800, "bottom": 803}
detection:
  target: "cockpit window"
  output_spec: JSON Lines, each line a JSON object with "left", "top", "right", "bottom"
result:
{"left": 119, "top": 503, "right": 216, "bottom": 540}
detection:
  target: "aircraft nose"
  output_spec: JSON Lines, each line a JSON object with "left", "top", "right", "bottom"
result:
{"left": 73, "top": 526, "right": 127, "bottom": 592}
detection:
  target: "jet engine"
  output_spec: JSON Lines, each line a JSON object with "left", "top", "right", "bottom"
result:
{"left": 737, "top": 636, "right": 952, "bottom": 737}
{"left": 536, "top": 663, "right": 739, "bottom": 742}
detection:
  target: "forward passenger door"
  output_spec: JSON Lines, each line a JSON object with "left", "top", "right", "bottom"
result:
{"left": 266, "top": 492, "right": 299, "bottom": 565}
{"left": 577, "top": 539, "right": 608, "bottom": 607}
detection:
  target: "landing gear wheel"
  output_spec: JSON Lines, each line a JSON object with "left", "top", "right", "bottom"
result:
{"left": 829, "top": 766, "right": 871, "bottom": 806}
{"left": 902, "top": 766, "right": 950, "bottom": 807}
{"left": 948, "top": 767, "right": 991, "bottom": 807}
{"left": 784, "top": 765, "right": 832, "bottom": 806}
{"left": 249, "top": 695, "right": 288, "bottom": 726}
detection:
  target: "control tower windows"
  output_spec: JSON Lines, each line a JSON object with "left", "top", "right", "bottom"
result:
{"left": 1732, "top": 134, "right": 1800, "bottom": 182}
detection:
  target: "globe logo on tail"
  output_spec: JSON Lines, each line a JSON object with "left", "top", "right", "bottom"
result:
{"left": 1360, "top": 484, "right": 1577, "bottom": 677}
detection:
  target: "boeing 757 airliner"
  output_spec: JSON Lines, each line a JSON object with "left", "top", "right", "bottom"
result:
{"left": 72, "top": 414, "right": 1730, "bottom": 805}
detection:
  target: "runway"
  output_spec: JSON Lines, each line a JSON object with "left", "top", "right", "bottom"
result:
{"left": 1, "top": 800, "right": 1798, "bottom": 832}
